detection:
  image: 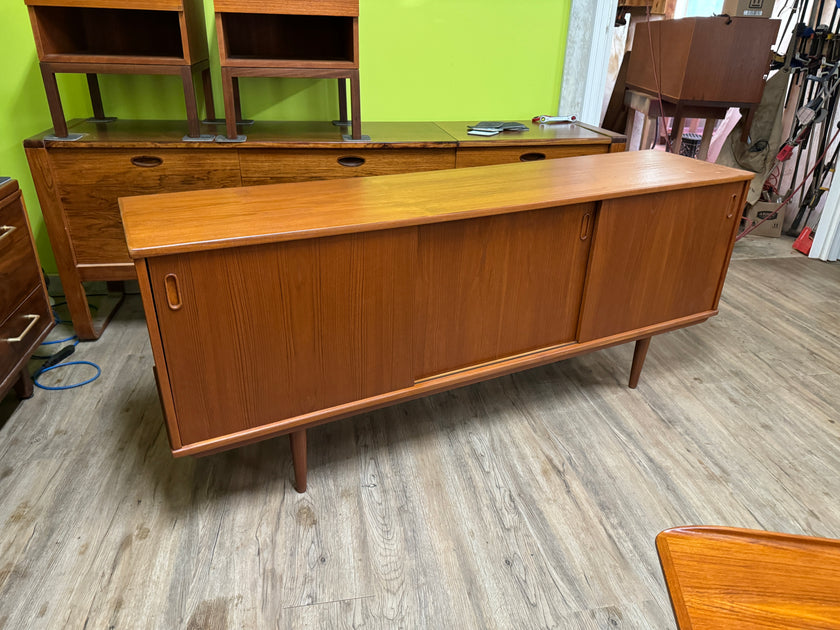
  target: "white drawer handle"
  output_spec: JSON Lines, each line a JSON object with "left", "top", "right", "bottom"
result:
{"left": 3, "top": 314, "right": 40, "bottom": 343}
{"left": 0, "top": 224, "right": 16, "bottom": 243}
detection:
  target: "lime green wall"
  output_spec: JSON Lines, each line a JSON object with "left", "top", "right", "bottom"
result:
{"left": 1, "top": 0, "right": 570, "bottom": 272}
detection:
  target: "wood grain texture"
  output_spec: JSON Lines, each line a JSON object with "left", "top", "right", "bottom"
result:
{"left": 28, "top": 6, "right": 194, "bottom": 65}
{"left": 0, "top": 180, "right": 54, "bottom": 402}
{"left": 214, "top": 0, "right": 359, "bottom": 16}
{"left": 121, "top": 151, "right": 753, "bottom": 258}
{"left": 23, "top": 117, "right": 624, "bottom": 341}
{"left": 24, "top": 146, "right": 102, "bottom": 341}
{"left": 148, "top": 229, "right": 415, "bottom": 446}
{"left": 436, "top": 121, "right": 613, "bottom": 146}
{"left": 24, "top": 119, "right": 458, "bottom": 149}
{"left": 167, "top": 310, "right": 717, "bottom": 458}
{"left": 219, "top": 13, "right": 356, "bottom": 66}
{"left": 454, "top": 144, "right": 609, "bottom": 168}
{"left": 657, "top": 526, "right": 840, "bottom": 629}
{"left": 627, "top": 17, "right": 779, "bottom": 105}
{"left": 0, "top": 189, "right": 42, "bottom": 316}
{"left": 0, "top": 289, "right": 54, "bottom": 396}
{"left": 414, "top": 205, "right": 593, "bottom": 379}
{"left": 1, "top": 251, "right": 838, "bottom": 628}
{"left": 239, "top": 148, "right": 456, "bottom": 185}
{"left": 51, "top": 148, "right": 241, "bottom": 264}
{"left": 25, "top": 0, "right": 184, "bottom": 9}
{"left": 578, "top": 184, "right": 743, "bottom": 341}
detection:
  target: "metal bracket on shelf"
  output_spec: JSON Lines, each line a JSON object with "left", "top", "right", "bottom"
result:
{"left": 341, "top": 134, "right": 371, "bottom": 141}
{"left": 44, "top": 133, "right": 85, "bottom": 141}
{"left": 182, "top": 134, "right": 217, "bottom": 142}
{"left": 215, "top": 134, "right": 247, "bottom": 143}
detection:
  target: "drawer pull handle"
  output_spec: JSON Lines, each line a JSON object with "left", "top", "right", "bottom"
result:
{"left": 727, "top": 193, "right": 738, "bottom": 219}
{"left": 164, "top": 274, "right": 182, "bottom": 311}
{"left": 0, "top": 224, "right": 16, "bottom": 244}
{"left": 337, "top": 156, "right": 365, "bottom": 167}
{"left": 3, "top": 314, "right": 40, "bottom": 343}
{"left": 131, "top": 156, "right": 164, "bottom": 168}
{"left": 520, "top": 152, "right": 546, "bottom": 162}
{"left": 580, "top": 212, "right": 592, "bottom": 240}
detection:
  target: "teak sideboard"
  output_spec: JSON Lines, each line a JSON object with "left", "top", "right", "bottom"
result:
{"left": 120, "top": 151, "right": 752, "bottom": 492}
{"left": 24, "top": 119, "right": 625, "bottom": 340}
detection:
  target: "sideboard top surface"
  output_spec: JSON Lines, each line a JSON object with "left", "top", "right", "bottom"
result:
{"left": 23, "top": 119, "right": 615, "bottom": 150}
{"left": 121, "top": 151, "right": 753, "bottom": 258}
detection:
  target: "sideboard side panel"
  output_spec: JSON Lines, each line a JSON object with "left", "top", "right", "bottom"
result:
{"left": 577, "top": 183, "right": 743, "bottom": 342}
{"left": 148, "top": 228, "right": 415, "bottom": 446}
{"left": 414, "top": 204, "right": 595, "bottom": 380}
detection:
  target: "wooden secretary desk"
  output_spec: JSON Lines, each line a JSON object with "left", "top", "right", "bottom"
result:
{"left": 121, "top": 151, "right": 752, "bottom": 492}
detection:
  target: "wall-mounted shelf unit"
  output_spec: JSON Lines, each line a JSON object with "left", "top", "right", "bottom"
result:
{"left": 215, "top": 0, "right": 361, "bottom": 142}
{"left": 25, "top": 0, "right": 215, "bottom": 141}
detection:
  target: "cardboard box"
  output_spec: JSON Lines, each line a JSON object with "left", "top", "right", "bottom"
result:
{"left": 722, "top": 0, "right": 776, "bottom": 18}
{"left": 744, "top": 201, "right": 784, "bottom": 237}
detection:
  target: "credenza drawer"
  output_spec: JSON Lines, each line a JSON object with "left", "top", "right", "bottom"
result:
{"left": 239, "top": 148, "right": 456, "bottom": 185}
{"left": 455, "top": 144, "right": 610, "bottom": 168}
{"left": 49, "top": 149, "right": 242, "bottom": 264}
{"left": 0, "top": 191, "right": 42, "bottom": 317}
{"left": 0, "top": 287, "right": 52, "bottom": 380}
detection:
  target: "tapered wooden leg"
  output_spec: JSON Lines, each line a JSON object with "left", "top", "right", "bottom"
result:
{"left": 201, "top": 67, "right": 216, "bottom": 121}
{"left": 669, "top": 116, "right": 685, "bottom": 154}
{"left": 289, "top": 429, "right": 307, "bottom": 493}
{"left": 629, "top": 337, "right": 652, "bottom": 389}
{"left": 220, "top": 68, "right": 240, "bottom": 140}
{"left": 86, "top": 74, "right": 106, "bottom": 120}
{"left": 349, "top": 70, "right": 361, "bottom": 140}
{"left": 337, "top": 78, "right": 348, "bottom": 123}
{"left": 697, "top": 118, "right": 715, "bottom": 161}
{"left": 232, "top": 77, "right": 244, "bottom": 123}
{"left": 64, "top": 274, "right": 98, "bottom": 341}
{"left": 40, "top": 64, "right": 69, "bottom": 138}
{"left": 180, "top": 66, "right": 201, "bottom": 138}
{"left": 13, "top": 368, "right": 34, "bottom": 400}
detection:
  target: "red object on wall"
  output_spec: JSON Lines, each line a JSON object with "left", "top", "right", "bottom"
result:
{"left": 793, "top": 227, "right": 814, "bottom": 255}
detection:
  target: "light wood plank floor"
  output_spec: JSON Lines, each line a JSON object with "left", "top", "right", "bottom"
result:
{"left": 1, "top": 240, "right": 839, "bottom": 629}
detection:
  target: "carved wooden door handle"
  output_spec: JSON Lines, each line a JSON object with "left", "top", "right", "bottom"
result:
{"left": 164, "top": 274, "right": 183, "bottom": 311}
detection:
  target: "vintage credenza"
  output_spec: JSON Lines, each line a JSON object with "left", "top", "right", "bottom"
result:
{"left": 120, "top": 151, "right": 752, "bottom": 492}
{"left": 24, "top": 119, "right": 625, "bottom": 341}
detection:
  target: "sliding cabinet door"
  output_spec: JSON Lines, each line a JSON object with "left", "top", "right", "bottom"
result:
{"left": 148, "top": 229, "right": 415, "bottom": 446}
{"left": 578, "top": 183, "right": 745, "bottom": 342}
{"left": 415, "top": 204, "right": 595, "bottom": 380}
